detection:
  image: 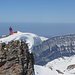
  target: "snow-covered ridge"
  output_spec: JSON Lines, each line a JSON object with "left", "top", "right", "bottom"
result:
{"left": 40, "top": 36, "right": 48, "bottom": 41}
{"left": 0, "top": 31, "right": 42, "bottom": 53}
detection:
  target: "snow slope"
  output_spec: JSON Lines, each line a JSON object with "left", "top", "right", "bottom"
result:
{"left": 34, "top": 65, "right": 58, "bottom": 75}
{"left": 34, "top": 55, "right": 75, "bottom": 75}
{"left": 0, "top": 31, "right": 42, "bottom": 53}
{"left": 45, "top": 55, "right": 75, "bottom": 75}
{"left": 34, "top": 65, "right": 73, "bottom": 75}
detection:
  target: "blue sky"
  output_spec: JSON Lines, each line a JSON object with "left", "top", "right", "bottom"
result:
{"left": 0, "top": 0, "right": 75, "bottom": 23}
{"left": 0, "top": 0, "right": 75, "bottom": 37}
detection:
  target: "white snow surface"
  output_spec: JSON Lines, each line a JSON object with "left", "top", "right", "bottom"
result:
{"left": 40, "top": 36, "right": 48, "bottom": 41}
{"left": 34, "top": 55, "right": 75, "bottom": 75}
{"left": 0, "top": 31, "right": 42, "bottom": 53}
{"left": 34, "top": 65, "right": 73, "bottom": 75}
{"left": 34, "top": 65, "right": 58, "bottom": 75}
{"left": 45, "top": 55, "right": 75, "bottom": 75}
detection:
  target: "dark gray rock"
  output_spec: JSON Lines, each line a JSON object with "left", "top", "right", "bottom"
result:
{"left": 0, "top": 40, "right": 34, "bottom": 75}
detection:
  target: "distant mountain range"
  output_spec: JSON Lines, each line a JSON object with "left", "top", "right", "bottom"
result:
{"left": 33, "top": 33, "right": 75, "bottom": 65}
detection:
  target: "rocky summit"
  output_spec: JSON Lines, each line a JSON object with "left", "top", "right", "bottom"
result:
{"left": 0, "top": 40, "right": 34, "bottom": 75}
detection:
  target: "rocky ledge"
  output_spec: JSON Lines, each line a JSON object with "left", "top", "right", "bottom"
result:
{"left": 0, "top": 40, "right": 34, "bottom": 75}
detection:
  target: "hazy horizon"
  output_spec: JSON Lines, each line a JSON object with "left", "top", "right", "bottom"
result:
{"left": 0, "top": 22, "right": 75, "bottom": 38}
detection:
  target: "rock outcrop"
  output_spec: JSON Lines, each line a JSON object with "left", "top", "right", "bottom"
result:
{"left": 0, "top": 40, "right": 34, "bottom": 75}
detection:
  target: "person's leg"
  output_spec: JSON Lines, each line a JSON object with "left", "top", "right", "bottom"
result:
{"left": 11, "top": 31, "right": 13, "bottom": 34}
{"left": 10, "top": 31, "right": 12, "bottom": 35}
{"left": 9, "top": 31, "right": 11, "bottom": 35}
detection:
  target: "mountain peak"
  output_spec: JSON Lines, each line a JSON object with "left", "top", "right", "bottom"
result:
{"left": 0, "top": 31, "right": 42, "bottom": 53}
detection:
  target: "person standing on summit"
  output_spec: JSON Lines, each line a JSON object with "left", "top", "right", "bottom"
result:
{"left": 9, "top": 26, "right": 13, "bottom": 35}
